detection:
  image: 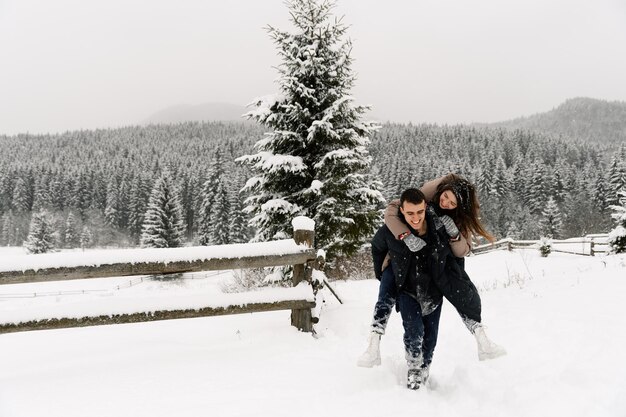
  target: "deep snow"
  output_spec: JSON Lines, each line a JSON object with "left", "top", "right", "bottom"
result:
{"left": 0, "top": 248, "right": 625, "bottom": 417}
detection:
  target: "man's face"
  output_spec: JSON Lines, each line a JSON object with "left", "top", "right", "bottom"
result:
{"left": 400, "top": 200, "right": 426, "bottom": 233}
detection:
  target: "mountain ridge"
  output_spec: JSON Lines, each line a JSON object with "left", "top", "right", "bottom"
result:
{"left": 488, "top": 97, "right": 626, "bottom": 145}
{"left": 144, "top": 102, "right": 250, "bottom": 125}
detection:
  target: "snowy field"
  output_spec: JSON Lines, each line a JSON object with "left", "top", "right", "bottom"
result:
{"left": 1, "top": 247, "right": 625, "bottom": 417}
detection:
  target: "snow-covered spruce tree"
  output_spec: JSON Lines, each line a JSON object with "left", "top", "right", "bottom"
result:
{"left": 128, "top": 175, "right": 150, "bottom": 244}
{"left": 539, "top": 197, "right": 563, "bottom": 239}
{"left": 539, "top": 237, "right": 552, "bottom": 257}
{"left": 140, "top": 173, "right": 186, "bottom": 248}
{"left": 197, "top": 149, "right": 225, "bottom": 246}
{"left": 104, "top": 178, "right": 121, "bottom": 229}
{"left": 592, "top": 175, "right": 610, "bottom": 213}
{"left": 80, "top": 226, "right": 93, "bottom": 250}
{"left": 527, "top": 164, "right": 546, "bottom": 215}
{"left": 12, "top": 177, "right": 32, "bottom": 213}
{"left": 48, "top": 178, "right": 65, "bottom": 211}
{"left": 608, "top": 152, "right": 626, "bottom": 206}
{"left": 237, "top": 0, "right": 384, "bottom": 260}
{"left": 208, "top": 180, "right": 231, "bottom": 245}
{"left": 1, "top": 212, "right": 13, "bottom": 246}
{"left": 608, "top": 190, "right": 626, "bottom": 253}
{"left": 64, "top": 211, "right": 79, "bottom": 248}
{"left": 229, "top": 193, "right": 249, "bottom": 243}
{"left": 25, "top": 210, "right": 56, "bottom": 254}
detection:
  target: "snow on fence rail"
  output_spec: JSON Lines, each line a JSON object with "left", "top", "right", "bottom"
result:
{"left": 0, "top": 218, "right": 321, "bottom": 335}
{"left": 471, "top": 234, "right": 610, "bottom": 256}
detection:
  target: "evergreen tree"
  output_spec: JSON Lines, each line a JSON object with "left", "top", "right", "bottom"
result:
{"left": 64, "top": 212, "right": 79, "bottom": 248}
{"left": 1, "top": 212, "right": 13, "bottom": 246}
{"left": 104, "top": 179, "right": 121, "bottom": 229}
{"left": 592, "top": 174, "right": 610, "bottom": 213}
{"left": 197, "top": 150, "right": 225, "bottom": 245}
{"left": 237, "top": 0, "right": 384, "bottom": 259}
{"left": 179, "top": 174, "right": 197, "bottom": 239}
{"left": 48, "top": 178, "right": 65, "bottom": 211}
{"left": 504, "top": 220, "right": 521, "bottom": 240}
{"left": 80, "top": 226, "right": 93, "bottom": 250}
{"left": 209, "top": 181, "right": 231, "bottom": 245}
{"left": 539, "top": 197, "right": 563, "bottom": 239}
{"left": 608, "top": 191, "right": 626, "bottom": 253}
{"left": 562, "top": 190, "right": 601, "bottom": 237}
{"left": 476, "top": 153, "right": 496, "bottom": 197}
{"left": 527, "top": 164, "right": 546, "bottom": 214}
{"left": 492, "top": 157, "right": 510, "bottom": 199}
{"left": 70, "top": 172, "right": 89, "bottom": 217}
{"left": 140, "top": 173, "right": 186, "bottom": 248}
{"left": 510, "top": 157, "right": 527, "bottom": 197}
{"left": 12, "top": 177, "right": 32, "bottom": 213}
{"left": 229, "top": 192, "right": 249, "bottom": 243}
{"left": 608, "top": 153, "right": 626, "bottom": 206}
{"left": 117, "top": 179, "right": 130, "bottom": 229}
{"left": 25, "top": 210, "right": 56, "bottom": 254}
{"left": 32, "top": 174, "right": 50, "bottom": 211}
{"left": 551, "top": 165, "right": 566, "bottom": 203}
{"left": 128, "top": 174, "right": 152, "bottom": 244}
{"left": 91, "top": 175, "right": 107, "bottom": 212}
{"left": 0, "top": 174, "right": 9, "bottom": 214}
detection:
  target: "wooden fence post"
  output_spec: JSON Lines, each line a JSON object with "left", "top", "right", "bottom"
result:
{"left": 291, "top": 217, "right": 315, "bottom": 332}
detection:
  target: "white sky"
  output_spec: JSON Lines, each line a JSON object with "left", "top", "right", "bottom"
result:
{"left": 1, "top": 0, "right": 626, "bottom": 135}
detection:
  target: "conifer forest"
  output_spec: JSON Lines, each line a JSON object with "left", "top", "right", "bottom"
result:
{"left": 1, "top": 121, "right": 624, "bottom": 251}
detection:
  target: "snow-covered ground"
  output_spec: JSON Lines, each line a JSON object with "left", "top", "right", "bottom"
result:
{"left": 0, "top": 247, "right": 625, "bottom": 417}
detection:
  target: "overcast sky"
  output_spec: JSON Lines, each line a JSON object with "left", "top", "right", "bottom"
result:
{"left": 1, "top": 0, "right": 626, "bottom": 135}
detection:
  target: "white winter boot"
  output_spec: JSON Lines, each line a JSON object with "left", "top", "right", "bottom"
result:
{"left": 357, "top": 332, "right": 381, "bottom": 367}
{"left": 474, "top": 325, "right": 507, "bottom": 361}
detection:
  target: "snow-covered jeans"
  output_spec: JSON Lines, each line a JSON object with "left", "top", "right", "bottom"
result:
{"left": 371, "top": 267, "right": 397, "bottom": 335}
{"left": 397, "top": 291, "right": 442, "bottom": 370}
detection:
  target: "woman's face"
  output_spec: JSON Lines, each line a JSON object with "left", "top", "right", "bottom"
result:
{"left": 439, "top": 190, "right": 458, "bottom": 210}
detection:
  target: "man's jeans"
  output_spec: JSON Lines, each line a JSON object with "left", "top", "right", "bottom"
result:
{"left": 371, "top": 267, "right": 397, "bottom": 335}
{"left": 397, "top": 290, "right": 442, "bottom": 370}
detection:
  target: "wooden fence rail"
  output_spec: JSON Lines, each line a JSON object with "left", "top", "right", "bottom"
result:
{"left": 472, "top": 234, "right": 610, "bottom": 256}
{"left": 0, "top": 249, "right": 315, "bottom": 286}
{"left": 0, "top": 218, "right": 321, "bottom": 335}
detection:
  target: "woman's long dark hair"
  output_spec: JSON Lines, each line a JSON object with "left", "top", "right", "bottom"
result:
{"left": 433, "top": 173, "right": 495, "bottom": 243}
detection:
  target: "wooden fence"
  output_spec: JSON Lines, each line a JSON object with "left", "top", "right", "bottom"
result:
{"left": 472, "top": 234, "right": 610, "bottom": 256}
{"left": 0, "top": 219, "right": 322, "bottom": 335}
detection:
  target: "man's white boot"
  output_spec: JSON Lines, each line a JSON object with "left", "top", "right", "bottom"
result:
{"left": 357, "top": 332, "right": 381, "bottom": 367}
{"left": 474, "top": 325, "right": 506, "bottom": 361}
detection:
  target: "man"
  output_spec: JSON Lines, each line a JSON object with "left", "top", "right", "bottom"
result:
{"left": 370, "top": 188, "right": 458, "bottom": 390}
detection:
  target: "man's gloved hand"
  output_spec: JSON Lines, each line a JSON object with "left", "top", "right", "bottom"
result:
{"left": 403, "top": 234, "right": 426, "bottom": 252}
{"left": 440, "top": 215, "right": 460, "bottom": 240}
{"left": 419, "top": 299, "right": 439, "bottom": 316}
{"left": 416, "top": 286, "right": 439, "bottom": 316}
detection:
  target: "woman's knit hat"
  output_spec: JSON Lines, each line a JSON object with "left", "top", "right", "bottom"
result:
{"left": 450, "top": 179, "right": 472, "bottom": 213}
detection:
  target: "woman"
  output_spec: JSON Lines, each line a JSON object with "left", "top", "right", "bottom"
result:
{"left": 357, "top": 173, "right": 506, "bottom": 367}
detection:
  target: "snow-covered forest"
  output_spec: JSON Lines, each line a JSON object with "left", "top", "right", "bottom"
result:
{"left": 0, "top": 122, "right": 624, "bottom": 250}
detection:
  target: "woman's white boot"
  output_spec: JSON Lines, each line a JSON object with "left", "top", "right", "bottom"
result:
{"left": 474, "top": 325, "right": 507, "bottom": 361}
{"left": 357, "top": 332, "right": 381, "bottom": 367}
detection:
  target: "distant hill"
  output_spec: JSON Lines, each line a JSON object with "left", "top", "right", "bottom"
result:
{"left": 144, "top": 101, "right": 386, "bottom": 126}
{"left": 144, "top": 102, "right": 249, "bottom": 125}
{"left": 490, "top": 97, "right": 626, "bottom": 146}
